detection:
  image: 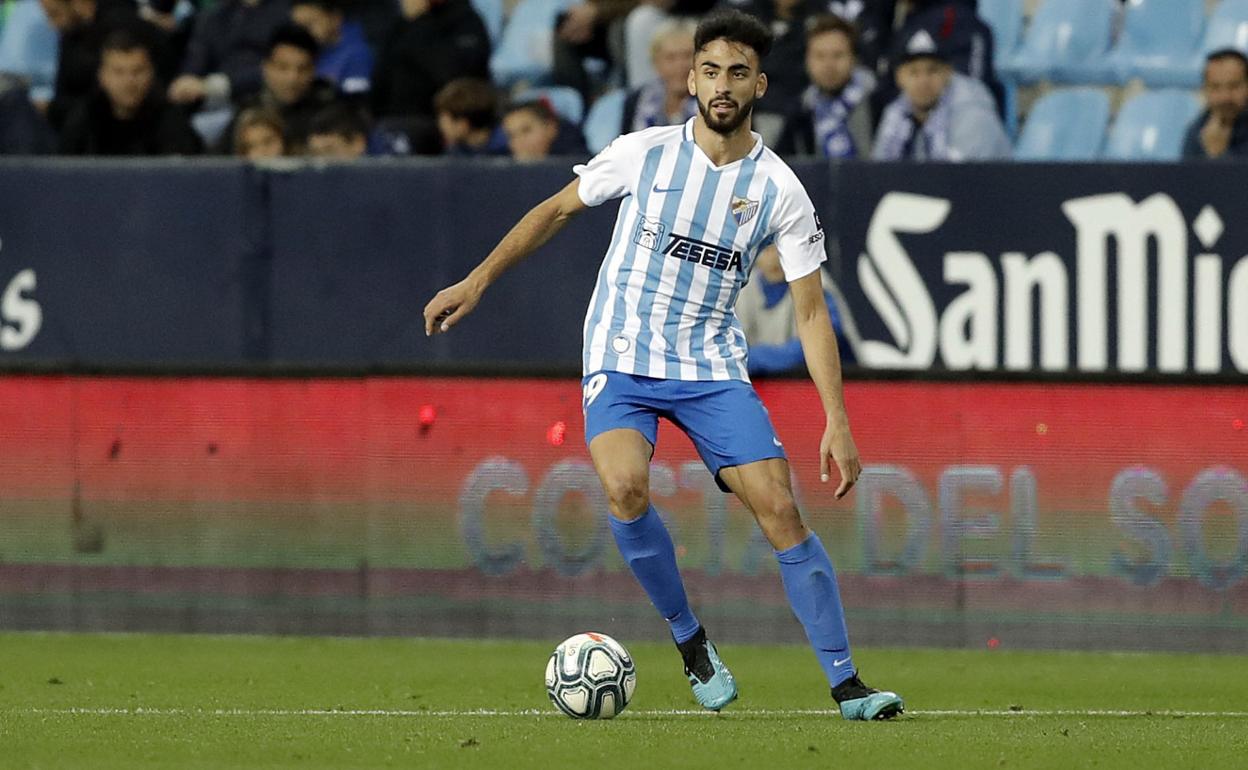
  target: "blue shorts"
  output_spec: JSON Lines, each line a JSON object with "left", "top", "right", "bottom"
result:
{"left": 582, "top": 370, "right": 786, "bottom": 492}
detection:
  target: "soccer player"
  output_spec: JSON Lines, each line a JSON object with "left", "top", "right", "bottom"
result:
{"left": 423, "top": 9, "right": 903, "bottom": 721}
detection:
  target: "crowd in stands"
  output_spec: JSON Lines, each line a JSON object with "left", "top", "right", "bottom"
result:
{"left": 0, "top": 0, "right": 1245, "bottom": 162}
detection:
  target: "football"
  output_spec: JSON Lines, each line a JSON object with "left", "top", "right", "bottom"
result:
{"left": 544, "top": 632, "right": 637, "bottom": 719}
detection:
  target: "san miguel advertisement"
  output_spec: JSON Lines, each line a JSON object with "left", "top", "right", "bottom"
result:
{"left": 831, "top": 163, "right": 1248, "bottom": 376}
{"left": 0, "top": 376, "right": 1243, "bottom": 651}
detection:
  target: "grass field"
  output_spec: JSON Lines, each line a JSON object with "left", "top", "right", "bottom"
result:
{"left": 0, "top": 633, "right": 1245, "bottom": 769}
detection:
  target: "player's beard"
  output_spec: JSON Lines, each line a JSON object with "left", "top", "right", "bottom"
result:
{"left": 698, "top": 93, "right": 755, "bottom": 135}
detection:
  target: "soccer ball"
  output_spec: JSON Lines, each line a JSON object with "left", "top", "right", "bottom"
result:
{"left": 544, "top": 632, "right": 637, "bottom": 719}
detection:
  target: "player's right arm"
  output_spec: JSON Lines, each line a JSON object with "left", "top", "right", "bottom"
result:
{"left": 423, "top": 178, "right": 588, "bottom": 336}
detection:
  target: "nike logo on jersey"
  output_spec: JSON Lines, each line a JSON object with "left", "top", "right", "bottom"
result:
{"left": 772, "top": 437, "right": 783, "bottom": 447}
{"left": 652, "top": 184, "right": 684, "bottom": 193}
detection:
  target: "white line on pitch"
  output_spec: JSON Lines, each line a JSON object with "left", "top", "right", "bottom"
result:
{"left": 11, "top": 707, "right": 1248, "bottom": 718}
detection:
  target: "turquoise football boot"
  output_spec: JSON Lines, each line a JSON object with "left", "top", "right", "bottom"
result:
{"left": 832, "top": 674, "right": 904, "bottom": 720}
{"left": 677, "top": 627, "right": 738, "bottom": 711}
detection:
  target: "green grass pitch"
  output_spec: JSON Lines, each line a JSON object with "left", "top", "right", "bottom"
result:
{"left": 0, "top": 633, "right": 1244, "bottom": 769}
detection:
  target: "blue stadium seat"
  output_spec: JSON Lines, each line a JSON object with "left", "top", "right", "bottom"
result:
{"left": 516, "top": 85, "right": 585, "bottom": 124}
{"left": 978, "top": 0, "right": 1026, "bottom": 72}
{"left": 470, "top": 0, "right": 505, "bottom": 47}
{"left": 980, "top": 0, "right": 1027, "bottom": 136}
{"left": 998, "top": 0, "right": 1117, "bottom": 84}
{"left": 1077, "top": 0, "right": 1205, "bottom": 86}
{"left": 583, "top": 88, "right": 627, "bottom": 153}
{"left": 1165, "top": 0, "right": 1248, "bottom": 87}
{"left": 1015, "top": 87, "right": 1110, "bottom": 160}
{"left": 490, "top": 0, "right": 578, "bottom": 87}
{"left": 1102, "top": 89, "right": 1202, "bottom": 161}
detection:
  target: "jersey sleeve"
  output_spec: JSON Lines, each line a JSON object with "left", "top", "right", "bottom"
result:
{"left": 572, "top": 135, "right": 637, "bottom": 207}
{"left": 770, "top": 181, "right": 828, "bottom": 282}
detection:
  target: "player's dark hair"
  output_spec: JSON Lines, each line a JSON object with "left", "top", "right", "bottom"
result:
{"left": 433, "top": 77, "right": 498, "bottom": 130}
{"left": 309, "top": 103, "right": 370, "bottom": 140}
{"left": 694, "top": 9, "right": 773, "bottom": 61}
{"left": 1205, "top": 48, "right": 1248, "bottom": 80}
{"left": 267, "top": 23, "right": 320, "bottom": 59}
{"left": 806, "top": 13, "right": 858, "bottom": 57}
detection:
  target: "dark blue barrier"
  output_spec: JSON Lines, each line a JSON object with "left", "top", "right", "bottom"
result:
{"left": 1, "top": 159, "right": 1244, "bottom": 376}
{"left": 0, "top": 160, "right": 261, "bottom": 364}
{"left": 266, "top": 161, "right": 617, "bottom": 367}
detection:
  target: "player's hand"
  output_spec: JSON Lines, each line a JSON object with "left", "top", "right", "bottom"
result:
{"left": 423, "top": 278, "right": 483, "bottom": 336}
{"left": 819, "top": 417, "right": 861, "bottom": 500}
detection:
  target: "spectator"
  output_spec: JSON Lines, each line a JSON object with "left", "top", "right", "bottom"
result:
{"left": 232, "top": 106, "right": 287, "bottom": 158}
{"left": 871, "top": 1, "right": 1000, "bottom": 123}
{"left": 776, "top": 13, "right": 874, "bottom": 158}
{"left": 552, "top": 0, "right": 638, "bottom": 99}
{"left": 821, "top": 0, "right": 896, "bottom": 77}
{"left": 621, "top": 17, "right": 696, "bottom": 132}
{"left": 352, "top": 0, "right": 399, "bottom": 52}
{"left": 501, "top": 99, "right": 587, "bottom": 161}
{"left": 222, "top": 23, "right": 335, "bottom": 153}
{"left": 433, "top": 76, "right": 507, "bottom": 156}
{"left": 735, "top": 246, "right": 856, "bottom": 376}
{"left": 136, "top": 0, "right": 194, "bottom": 72}
{"left": 59, "top": 28, "right": 202, "bottom": 154}
{"left": 872, "top": 28, "right": 1008, "bottom": 161}
{"left": 371, "top": 0, "right": 490, "bottom": 120}
{"left": 168, "top": 0, "right": 291, "bottom": 108}
{"left": 1182, "top": 49, "right": 1248, "bottom": 161}
{"left": 40, "top": 0, "right": 168, "bottom": 130}
{"left": 0, "top": 0, "right": 60, "bottom": 106}
{"left": 0, "top": 77, "right": 57, "bottom": 153}
{"left": 306, "top": 101, "right": 368, "bottom": 158}
{"left": 290, "top": 0, "right": 373, "bottom": 97}
{"left": 622, "top": 0, "right": 715, "bottom": 88}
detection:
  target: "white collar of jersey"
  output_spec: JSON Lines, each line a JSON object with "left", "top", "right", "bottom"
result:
{"left": 683, "top": 118, "right": 766, "bottom": 168}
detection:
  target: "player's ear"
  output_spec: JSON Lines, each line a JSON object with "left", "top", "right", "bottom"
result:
{"left": 687, "top": 67, "right": 696, "bottom": 97}
{"left": 755, "top": 71, "right": 768, "bottom": 100}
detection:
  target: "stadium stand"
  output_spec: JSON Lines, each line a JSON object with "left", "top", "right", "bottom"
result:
{"left": 489, "top": 0, "right": 579, "bottom": 87}
{"left": 1088, "top": 0, "right": 1206, "bottom": 87}
{"left": 1103, "top": 87, "right": 1203, "bottom": 160}
{"left": 999, "top": 0, "right": 1116, "bottom": 84}
{"left": 978, "top": 0, "right": 1025, "bottom": 135}
{"left": 5, "top": 0, "right": 1246, "bottom": 162}
{"left": 1177, "top": 0, "right": 1248, "bottom": 84}
{"left": 978, "top": 0, "right": 1025, "bottom": 74}
{"left": 1014, "top": 85, "right": 1109, "bottom": 160}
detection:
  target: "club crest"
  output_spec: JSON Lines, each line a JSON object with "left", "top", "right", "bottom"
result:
{"left": 731, "top": 196, "right": 759, "bottom": 226}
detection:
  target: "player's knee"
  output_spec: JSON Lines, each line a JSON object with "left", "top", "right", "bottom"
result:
{"left": 753, "top": 486, "right": 802, "bottom": 533}
{"left": 601, "top": 472, "right": 650, "bottom": 520}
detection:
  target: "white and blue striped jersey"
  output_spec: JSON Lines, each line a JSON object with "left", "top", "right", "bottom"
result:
{"left": 575, "top": 118, "right": 827, "bottom": 382}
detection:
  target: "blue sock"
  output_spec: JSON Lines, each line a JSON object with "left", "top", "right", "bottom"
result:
{"left": 776, "top": 532, "right": 855, "bottom": 687}
{"left": 609, "top": 505, "right": 701, "bottom": 644}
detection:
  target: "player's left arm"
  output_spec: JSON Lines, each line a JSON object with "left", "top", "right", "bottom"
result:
{"left": 790, "top": 268, "right": 861, "bottom": 499}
